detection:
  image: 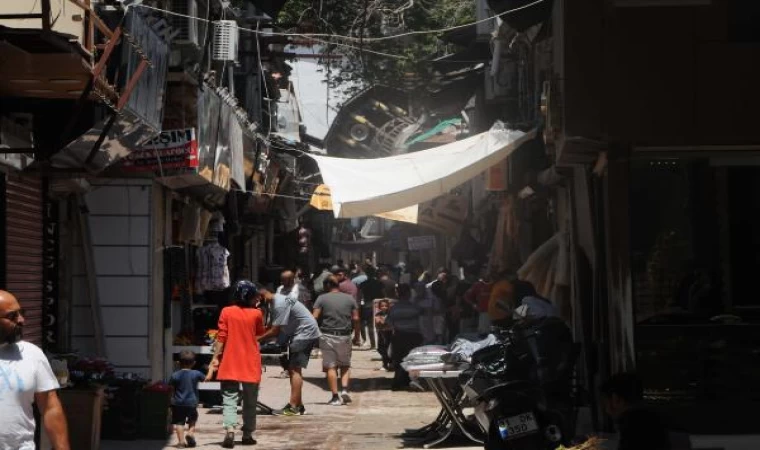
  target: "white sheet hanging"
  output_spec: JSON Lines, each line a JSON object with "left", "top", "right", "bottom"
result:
{"left": 308, "top": 122, "right": 536, "bottom": 218}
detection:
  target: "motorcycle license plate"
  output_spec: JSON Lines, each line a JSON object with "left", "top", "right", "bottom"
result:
{"left": 497, "top": 413, "right": 539, "bottom": 440}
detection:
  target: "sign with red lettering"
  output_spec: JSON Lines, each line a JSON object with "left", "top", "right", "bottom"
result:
{"left": 122, "top": 128, "right": 199, "bottom": 172}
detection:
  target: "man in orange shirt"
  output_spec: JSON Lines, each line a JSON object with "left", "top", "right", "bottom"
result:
{"left": 464, "top": 267, "right": 495, "bottom": 333}
{"left": 488, "top": 273, "right": 516, "bottom": 328}
{"left": 208, "top": 281, "right": 265, "bottom": 448}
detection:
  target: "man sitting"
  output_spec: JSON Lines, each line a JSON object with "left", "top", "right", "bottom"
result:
{"left": 601, "top": 372, "right": 677, "bottom": 450}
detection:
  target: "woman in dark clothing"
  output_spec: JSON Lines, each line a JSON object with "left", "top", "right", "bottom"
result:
{"left": 386, "top": 284, "right": 423, "bottom": 390}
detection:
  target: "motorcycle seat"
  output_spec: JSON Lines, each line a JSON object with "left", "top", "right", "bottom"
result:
{"left": 476, "top": 379, "right": 537, "bottom": 401}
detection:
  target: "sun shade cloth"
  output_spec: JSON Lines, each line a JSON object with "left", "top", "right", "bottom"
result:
{"left": 308, "top": 123, "right": 536, "bottom": 218}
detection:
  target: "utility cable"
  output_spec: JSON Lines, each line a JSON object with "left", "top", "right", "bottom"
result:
{"left": 132, "top": 1, "right": 545, "bottom": 44}
{"left": 132, "top": 3, "right": 406, "bottom": 58}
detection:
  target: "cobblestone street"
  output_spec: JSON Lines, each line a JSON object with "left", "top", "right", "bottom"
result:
{"left": 102, "top": 349, "right": 482, "bottom": 450}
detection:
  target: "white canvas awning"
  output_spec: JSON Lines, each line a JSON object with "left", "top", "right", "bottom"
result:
{"left": 308, "top": 122, "right": 537, "bottom": 218}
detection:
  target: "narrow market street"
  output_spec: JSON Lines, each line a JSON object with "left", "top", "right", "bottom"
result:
{"left": 102, "top": 349, "right": 482, "bottom": 450}
{"left": 5, "top": 1, "right": 760, "bottom": 450}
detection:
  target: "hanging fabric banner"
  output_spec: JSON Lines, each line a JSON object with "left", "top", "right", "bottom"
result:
{"left": 374, "top": 205, "right": 419, "bottom": 224}
{"left": 309, "top": 123, "right": 536, "bottom": 218}
{"left": 311, "top": 184, "right": 420, "bottom": 224}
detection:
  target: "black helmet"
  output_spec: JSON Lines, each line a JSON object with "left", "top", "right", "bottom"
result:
{"left": 233, "top": 280, "right": 259, "bottom": 305}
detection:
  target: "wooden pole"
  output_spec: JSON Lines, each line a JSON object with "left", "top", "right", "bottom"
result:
{"left": 86, "top": 0, "right": 94, "bottom": 53}
{"left": 68, "top": 0, "right": 114, "bottom": 39}
{"left": 116, "top": 59, "right": 149, "bottom": 110}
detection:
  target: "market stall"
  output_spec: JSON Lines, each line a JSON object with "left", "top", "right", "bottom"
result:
{"left": 402, "top": 369, "right": 485, "bottom": 448}
{"left": 165, "top": 203, "right": 291, "bottom": 412}
{"left": 161, "top": 195, "right": 232, "bottom": 403}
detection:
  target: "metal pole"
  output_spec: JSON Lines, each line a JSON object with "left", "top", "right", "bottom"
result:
{"left": 84, "top": 112, "right": 118, "bottom": 166}
{"left": 75, "top": 195, "right": 107, "bottom": 357}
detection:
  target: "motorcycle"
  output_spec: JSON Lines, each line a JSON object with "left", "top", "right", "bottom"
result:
{"left": 460, "top": 318, "right": 579, "bottom": 450}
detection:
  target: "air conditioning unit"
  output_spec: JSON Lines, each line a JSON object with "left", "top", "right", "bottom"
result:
{"left": 212, "top": 20, "right": 239, "bottom": 61}
{"left": 169, "top": 0, "right": 203, "bottom": 46}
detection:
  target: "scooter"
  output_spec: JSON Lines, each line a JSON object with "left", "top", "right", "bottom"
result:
{"left": 460, "top": 318, "right": 578, "bottom": 450}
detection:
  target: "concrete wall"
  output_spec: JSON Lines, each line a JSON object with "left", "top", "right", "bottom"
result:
{"left": 70, "top": 179, "right": 155, "bottom": 377}
{"left": 0, "top": 1, "right": 85, "bottom": 43}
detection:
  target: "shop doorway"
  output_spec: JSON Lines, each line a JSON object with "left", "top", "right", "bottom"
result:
{"left": 629, "top": 158, "right": 760, "bottom": 434}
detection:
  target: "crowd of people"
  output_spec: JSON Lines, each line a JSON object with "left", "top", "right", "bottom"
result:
{"left": 187, "top": 266, "right": 366, "bottom": 448}
{"left": 268, "top": 260, "right": 561, "bottom": 392}
{"left": 178, "top": 259, "right": 559, "bottom": 447}
{"left": 0, "top": 254, "right": 565, "bottom": 450}
{"left": 0, "top": 265, "right": 681, "bottom": 450}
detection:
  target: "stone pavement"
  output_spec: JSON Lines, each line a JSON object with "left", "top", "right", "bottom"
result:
{"left": 99, "top": 347, "right": 760, "bottom": 450}
{"left": 102, "top": 348, "right": 483, "bottom": 450}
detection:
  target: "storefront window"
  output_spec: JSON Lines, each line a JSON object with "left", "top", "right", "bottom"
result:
{"left": 630, "top": 158, "right": 760, "bottom": 433}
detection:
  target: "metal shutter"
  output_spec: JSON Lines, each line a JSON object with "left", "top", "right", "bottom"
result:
{"left": 5, "top": 175, "right": 44, "bottom": 346}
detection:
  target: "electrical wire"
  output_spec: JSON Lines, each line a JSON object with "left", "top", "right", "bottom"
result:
{"left": 199, "top": 0, "right": 211, "bottom": 68}
{"left": 133, "top": 3, "right": 407, "bottom": 59}
{"left": 255, "top": 20, "right": 272, "bottom": 138}
{"left": 151, "top": 140, "right": 166, "bottom": 179}
{"left": 292, "top": 180, "right": 323, "bottom": 186}
{"left": 220, "top": 0, "right": 228, "bottom": 84}
{"left": 300, "top": 34, "right": 406, "bottom": 59}
{"left": 132, "top": 1, "right": 545, "bottom": 45}
{"left": 237, "top": 190, "right": 318, "bottom": 202}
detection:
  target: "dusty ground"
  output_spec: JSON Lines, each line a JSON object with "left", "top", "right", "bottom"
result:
{"left": 101, "top": 348, "right": 483, "bottom": 450}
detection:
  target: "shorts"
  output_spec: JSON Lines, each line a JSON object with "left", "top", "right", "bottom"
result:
{"left": 171, "top": 405, "right": 199, "bottom": 425}
{"left": 319, "top": 334, "right": 352, "bottom": 369}
{"left": 287, "top": 339, "right": 317, "bottom": 369}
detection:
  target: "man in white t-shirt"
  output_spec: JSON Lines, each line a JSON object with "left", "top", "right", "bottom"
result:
{"left": 277, "top": 270, "right": 302, "bottom": 304}
{"left": 0, "top": 290, "right": 69, "bottom": 450}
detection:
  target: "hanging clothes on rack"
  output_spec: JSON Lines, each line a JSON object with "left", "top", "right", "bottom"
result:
{"left": 195, "top": 240, "right": 231, "bottom": 293}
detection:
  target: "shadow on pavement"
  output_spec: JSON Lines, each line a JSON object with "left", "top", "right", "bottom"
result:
{"left": 101, "top": 440, "right": 169, "bottom": 450}
{"left": 302, "top": 374, "right": 393, "bottom": 393}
